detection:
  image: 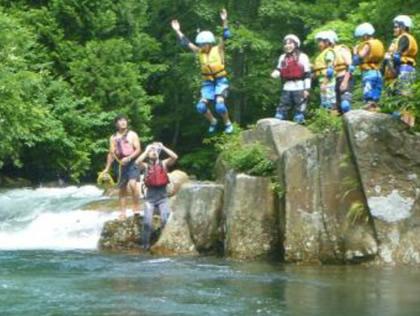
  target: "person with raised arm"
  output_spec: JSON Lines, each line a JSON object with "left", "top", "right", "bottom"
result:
{"left": 171, "top": 9, "right": 234, "bottom": 134}
{"left": 135, "top": 142, "right": 178, "bottom": 250}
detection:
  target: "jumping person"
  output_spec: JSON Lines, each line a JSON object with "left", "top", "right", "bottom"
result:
{"left": 135, "top": 142, "right": 178, "bottom": 250}
{"left": 102, "top": 115, "right": 141, "bottom": 219}
{"left": 313, "top": 31, "right": 337, "bottom": 112}
{"left": 330, "top": 31, "right": 353, "bottom": 114}
{"left": 271, "top": 34, "right": 311, "bottom": 123}
{"left": 171, "top": 9, "right": 234, "bottom": 134}
{"left": 353, "top": 23, "right": 385, "bottom": 110}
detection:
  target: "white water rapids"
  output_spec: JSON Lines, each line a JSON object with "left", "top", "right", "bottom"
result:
{"left": 0, "top": 186, "right": 119, "bottom": 250}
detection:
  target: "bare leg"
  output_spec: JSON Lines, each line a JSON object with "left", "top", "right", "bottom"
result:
{"left": 118, "top": 185, "right": 128, "bottom": 219}
{"left": 221, "top": 111, "right": 231, "bottom": 124}
{"left": 204, "top": 109, "right": 217, "bottom": 123}
{"left": 128, "top": 179, "right": 140, "bottom": 214}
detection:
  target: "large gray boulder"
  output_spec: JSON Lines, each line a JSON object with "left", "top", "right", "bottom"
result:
{"left": 242, "top": 118, "right": 314, "bottom": 158}
{"left": 150, "top": 193, "right": 197, "bottom": 256}
{"left": 151, "top": 182, "right": 224, "bottom": 256}
{"left": 187, "top": 183, "right": 224, "bottom": 253}
{"left": 283, "top": 128, "right": 377, "bottom": 263}
{"left": 344, "top": 110, "right": 420, "bottom": 265}
{"left": 223, "top": 172, "right": 280, "bottom": 260}
{"left": 98, "top": 214, "right": 160, "bottom": 251}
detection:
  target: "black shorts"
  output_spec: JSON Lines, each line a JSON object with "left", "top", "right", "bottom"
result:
{"left": 113, "top": 160, "right": 140, "bottom": 188}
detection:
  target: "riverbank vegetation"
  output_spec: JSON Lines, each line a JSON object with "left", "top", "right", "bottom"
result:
{"left": 0, "top": 0, "right": 419, "bottom": 182}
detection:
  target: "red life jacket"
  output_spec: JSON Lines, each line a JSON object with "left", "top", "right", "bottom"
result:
{"left": 115, "top": 131, "right": 134, "bottom": 159}
{"left": 145, "top": 161, "right": 169, "bottom": 187}
{"left": 279, "top": 54, "right": 305, "bottom": 81}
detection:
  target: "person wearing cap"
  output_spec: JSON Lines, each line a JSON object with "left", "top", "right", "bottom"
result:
{"left": 329, "top": 31, "right": 353, "bottom": 114}
{"left": 171, "top": 9, "right": 234, "bottom": 134}
{"left": 271, "top": 34, "right": 311, "bottom": 123}
{"left": 353, "top": 23, "right": 385, "bottom": 110}
{"left": 313, "top": 31, "right": 337, "bottom": 111}
{"left": 384, "top": 15, "right": 418, "bottom": 96}
{"left": 102, "top": 115, "right": 141, "bottom": 219}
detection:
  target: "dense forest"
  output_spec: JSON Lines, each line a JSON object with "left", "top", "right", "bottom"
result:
{"left": 0, "top": 0, "right": 419, "bottom": 182}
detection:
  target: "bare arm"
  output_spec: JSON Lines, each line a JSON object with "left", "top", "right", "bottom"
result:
{"left": 171, "top": 19, "right": 200, "bottom": 53}
{"left": 358, "top": 43, "right": 370, "bottom": 59}
{"left": 103, "top": 136, "right": 115, "bottom": 173}
{"left": 161, "top": 144, "right": 178, "bottom": 168}
{"left": 219, "top": 9, "right": 231, "bottom": 51}
{"left": 135, "top": 145, "right": 150, "bottom": 169}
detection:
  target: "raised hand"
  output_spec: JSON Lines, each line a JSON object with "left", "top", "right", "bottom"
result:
{"left": 171, "top": 19, "right": 181, "bottom": 32}
{"left": 220, "top": 9, "right": 228, "bottom": 21}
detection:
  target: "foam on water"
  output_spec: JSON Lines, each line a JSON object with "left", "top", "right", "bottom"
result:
{"left": 0, "top": 186, "right": 117, "bottom": 250}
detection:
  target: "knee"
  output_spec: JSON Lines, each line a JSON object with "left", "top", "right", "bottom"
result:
{"left": 196, "top": 99, "right": 208, "bottom": 114}
{"left": 215, "top": 96, "right": 227, "bottom": 114}
{"left": 341, "top": 99, "right": 351, "bottom": 113}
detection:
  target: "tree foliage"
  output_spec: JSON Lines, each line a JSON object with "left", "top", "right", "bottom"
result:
{"left": 0, "top": 0, "right": 419, "bottom": 181}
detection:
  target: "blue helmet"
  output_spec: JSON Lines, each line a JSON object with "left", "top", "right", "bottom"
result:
{"left": 195, "top": 31, "right": 216, "bottom": 45}
{"left": 354, "top": 23, "right": 375, "bottom": 37}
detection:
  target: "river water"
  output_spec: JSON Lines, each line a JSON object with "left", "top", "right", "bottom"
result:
{"left": 0, "top": 186, "right": 420, "bottom": 316}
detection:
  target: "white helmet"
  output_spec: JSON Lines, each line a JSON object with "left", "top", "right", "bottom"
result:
{"left": 315, "top": 31, "right": 334, "bottom": 44}
{"left": 328, "top": 31, "right": 339, "bottom": 44}
{"left": 393, "top": 15, "right": 413, "bottom": 29}
{"left": 354, "top": 23, "right": 375, "bottom": 37}
{"left": 284, "top": 34, "right": 301, "bottom": 47}
{"left": 195, "top": 31, "right": 216, "bottom": 45}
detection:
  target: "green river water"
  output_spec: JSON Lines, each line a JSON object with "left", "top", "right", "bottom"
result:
{"left": 0, "top": 186, "right": 419, "bottom": 316}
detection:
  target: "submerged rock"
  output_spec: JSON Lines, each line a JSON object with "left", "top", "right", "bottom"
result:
{"left": 345, "top": 110, "right": 420, "bottom": 265}
{"left": 82, "top": 198, "right": 120, "bottom": 211}
{"left": 0, "top": 176, "right": 32, "bottom": 188}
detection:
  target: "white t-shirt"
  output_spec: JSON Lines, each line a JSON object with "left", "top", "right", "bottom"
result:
{"left": 275, "top": 52, "right": 311, "bottom": 91}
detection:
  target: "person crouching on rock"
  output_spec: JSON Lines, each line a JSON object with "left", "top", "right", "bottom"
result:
{"left": 271, "top": 34, "right": 311, "bottom": 124}
{"left": 171, "top": 9, "right": 234, "bottom": 134}
{"left": 102, "top": 115, "right": 141, "bottom": 219}
{"left": 135, "top": 142, "right": 178, "bottom": 250}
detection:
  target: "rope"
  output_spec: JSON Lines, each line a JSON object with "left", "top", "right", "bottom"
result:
{"left": 97, "top": 154, "right": 123, "bottom": 189}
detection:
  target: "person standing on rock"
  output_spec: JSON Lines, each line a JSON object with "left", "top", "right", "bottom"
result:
{"left": 271, "top": 34, "right": 311, "bottom": 124}
{"left": 171, "top": 9, "right": 234, "bottom": 134}
{"left": 135, "top": 142, "right": 178, "bottom": 250}
{"left": 313, "top": 31, "right": 337, "bottom": 113}
{"left": 384, "top": 15, "right": 418, "bottom": 126}
{"left": 329, "top": 31, "right": 353, "bottom": 115}
{"left": 102, "top": 115, "right": 141, "bottom": 219}
{"left": 352, "top": 23, "right": 385, "bottom": 111}
{"left": 384, "top": 15, "right": 418, "bottom": 97}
